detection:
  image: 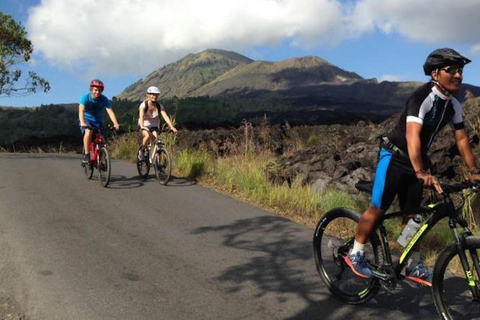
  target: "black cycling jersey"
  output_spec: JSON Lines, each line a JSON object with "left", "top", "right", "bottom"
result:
{"left": 386, "top": 82, "right": 465, "bottom": 156}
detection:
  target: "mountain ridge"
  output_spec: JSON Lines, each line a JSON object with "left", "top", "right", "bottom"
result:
{"left": 116, "top": 49, "right": 364, "bottom": 100}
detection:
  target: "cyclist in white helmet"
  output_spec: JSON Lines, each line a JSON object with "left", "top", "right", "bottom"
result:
{"left": 138, "top": 86, "right": 177, "bottom": 159}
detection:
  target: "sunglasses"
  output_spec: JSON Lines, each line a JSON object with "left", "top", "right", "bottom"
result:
{"left": 441, "top": 67, "right": 463, "bottom": 75}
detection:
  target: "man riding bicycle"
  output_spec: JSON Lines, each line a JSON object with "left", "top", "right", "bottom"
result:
{"left": 346, "top": 48, "right": 480, "bottom": 286}
{"left": 137, "top": 86, "right": 177, "bottom": 160}
{"left": 79, "top": 79, "right": 120, "bottom": 164}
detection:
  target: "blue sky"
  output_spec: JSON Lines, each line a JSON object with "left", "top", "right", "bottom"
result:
{"left": 1, "top": 0, "right": 480, "bottom": 107}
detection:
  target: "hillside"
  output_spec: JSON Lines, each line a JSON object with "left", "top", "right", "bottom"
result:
{"left": 190, "top": 56, "right": 363, "bottom": 96}
{"left": 116, "top": 49, "right": 363, "bottom": 100}
{"left": 117, "top": 49, "right": 253, "bottom": 100}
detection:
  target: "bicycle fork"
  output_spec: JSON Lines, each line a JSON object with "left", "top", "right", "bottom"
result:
{"left": 452, "top": 225, "right": 480, "bottom": 300}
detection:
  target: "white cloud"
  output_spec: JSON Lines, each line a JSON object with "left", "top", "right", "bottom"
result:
{"left": 351, "top": 0, "right": 480, "bottom": 44}
{"left": 27, "top": 0, "right": 347, "bottom": 76}
{"left": 27, "top": 0, "right": 480, "bottom": 77}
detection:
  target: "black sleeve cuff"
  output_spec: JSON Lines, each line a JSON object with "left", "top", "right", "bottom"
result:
{"left": 453, "top": 122, "right": 465, "bottom": 130}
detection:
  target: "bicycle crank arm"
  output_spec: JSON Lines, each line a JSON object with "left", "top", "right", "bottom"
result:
{"left": 370, "top": 269, "right": 391, "bottom": 281}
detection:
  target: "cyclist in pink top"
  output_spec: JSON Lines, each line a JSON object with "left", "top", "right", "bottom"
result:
{"left": 138, "top": 86, "right": 177, "bottom": 159}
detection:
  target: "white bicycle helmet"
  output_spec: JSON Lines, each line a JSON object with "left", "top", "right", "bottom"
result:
{"left": 147, "top": 86, "right": 161, "bottom": 95}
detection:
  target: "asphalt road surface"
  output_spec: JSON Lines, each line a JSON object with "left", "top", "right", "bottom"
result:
{"left": 0, "top": 153, "right": 440, "bottom": 319}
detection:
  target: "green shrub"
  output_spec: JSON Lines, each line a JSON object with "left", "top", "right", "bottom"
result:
{"left": 306, "top": 134, "right": 321, "bottom": 146}
{"left": 175, "top": 149, "right": 210, "bottom": 180}
{"left": 111, "top": 132, "right": 139, "bottom": 162}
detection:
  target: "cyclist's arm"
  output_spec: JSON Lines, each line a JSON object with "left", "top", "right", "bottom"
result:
{"left": 454, "top": 128, "right": 478, "bottom": 173}
{"left": 79, "top": 104, "right": 87, "bottom": 127}
{"left": 160, "top": 110, "right": 178, "bottom": 133}
{"left": 105, "top": 108, "right": 120, "bottom": 130}
{"left": 406, "top": 122, "right": 425, "bottom": 173}
{"left": 138, "top": 105, "right": 146, "bottom": 130}
{"left": 406, "top": 122, "right": 442, "bottom": 193}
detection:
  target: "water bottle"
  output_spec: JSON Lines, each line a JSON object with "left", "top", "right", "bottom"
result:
{"left": 397, "top": 214, "right": 423, "bottom": 247}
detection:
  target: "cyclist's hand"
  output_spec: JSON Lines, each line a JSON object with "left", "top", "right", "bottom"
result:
{"left": 170, "top": 127, "right": 178, "bottom": 133}
{"left": 467, "top": 173, "right": 480, "bottom": 182}
{"left": 80, "top": 122, "right": 87, "bottom": 128}
{"left": 113, "top": 123, "right": 120, "bottom": 131}
{"left": 417, "top": 172, "right": 443, "bottom": 194}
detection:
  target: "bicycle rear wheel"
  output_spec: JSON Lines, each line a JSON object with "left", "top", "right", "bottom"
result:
{"left": 97, "top": 147, "right": 111, "bottom": 187}
{"left": 433, "top": 237, "right": 480, "bottom": 320}
{"left": 313, "top": 208, "right": 381, "bottom": 304}
{"left": 136, "top": 146, "right": 150, "bottom": 179}
{"left": 154, "top": 147, "right": 171, "bottom": 185}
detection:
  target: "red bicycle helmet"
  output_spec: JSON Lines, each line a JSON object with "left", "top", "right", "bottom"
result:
{"left": 90, "top": 79, "right": 105, "bottom": 92}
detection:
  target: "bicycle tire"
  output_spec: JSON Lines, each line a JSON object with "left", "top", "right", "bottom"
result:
{"left": 154, "top": 147, "right": 171, "bottom": 185}
{"left": 313, "top": 208, "right": 382, "bottom": 304}
{"left": 84, "top": 160, "right": 94, "bottom": 179}
{"left": 97, "top": 147, "right": 111, "bottom": 187}
{"left": 433, "top": 236, "right": 480, "bottom": 320}
{"left": 136, "top": 145, "right": 150, "bottom": 179}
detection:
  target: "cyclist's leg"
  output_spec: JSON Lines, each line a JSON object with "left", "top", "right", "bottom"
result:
{"left": 152, "top": 129, "right": 158, "bottom": 140}
{"left": 141, "top": 128, "right": 152, "bottom": 147}
{"left": 83, "top": 128, "right": 93, "bottom": 155}
{"left": 400, "top": 175, "right": 432, "bottom": 285}
{"left": 81, "top": 119, "right": 100, "bottom": 162}
{"left": 356, "top": 147, "right": 398, "bottom": 243}
{"left": 347, "top": 148, "right": 399, "bottom": 278}
{"left": 150, "top": 128, "right": 158, "bottom": 144}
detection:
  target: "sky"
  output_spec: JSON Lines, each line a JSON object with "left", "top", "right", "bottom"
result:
{"left": 1, "top": 0, "right": 480, "bottom": 107}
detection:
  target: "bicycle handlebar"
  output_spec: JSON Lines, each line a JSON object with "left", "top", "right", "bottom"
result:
{"left": 140, "top": 127, "right": 176, "bottom": 134}
{"left": 80, "top": 125, "right": 117, "bottom": 131}
{"left": 440, "top": 181, "right": 480, "bottom": 194}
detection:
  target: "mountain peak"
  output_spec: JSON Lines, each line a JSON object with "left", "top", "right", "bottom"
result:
{"left": 278, "top": 56, "right": 332, "bottom": 69}
{"left": 117, "top": 49, "right": 363, "bottom": 100}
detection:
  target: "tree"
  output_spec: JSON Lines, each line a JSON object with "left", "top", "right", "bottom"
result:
{"left": 0, "top": 12, "right": 50, "bottom": 97}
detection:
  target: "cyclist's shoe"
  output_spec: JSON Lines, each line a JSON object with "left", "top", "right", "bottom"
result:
{"left": 344, "top": 251, "right": 372, "bottom": 278}
{"left": 81, "top": 153, "right": 90, "bottom": 165}
{"left": 406, "top": 262, "right": 432, "bottom": 287}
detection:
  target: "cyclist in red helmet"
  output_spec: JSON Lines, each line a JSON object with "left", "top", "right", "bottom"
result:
{"left": 79, "top": 79, "right": 120, "bottom": 164}
{"left": 345, "top": 48, "right": 480, "bottom": 286}
{"left": 137, "top": 86, "right": 177, "bottom": 160}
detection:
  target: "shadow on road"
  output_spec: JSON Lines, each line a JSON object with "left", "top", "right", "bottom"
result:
{"left": 192, "top": 215, "right": 438, "bottom": 319}
{"left": 107, "top": 175, "right": 195, "bottom": 189}
{"left": 107, "top": 175, "right": 144, "bottom": 189}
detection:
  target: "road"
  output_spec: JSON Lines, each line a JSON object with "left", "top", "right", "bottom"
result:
{"left": 0, "top": 153, "right": 439, "bottom": 319}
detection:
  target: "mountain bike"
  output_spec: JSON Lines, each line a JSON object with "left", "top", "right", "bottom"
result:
{"left": 81, "top": 125, "right": 112, "bottom": 187}
{"left": 136, "top": 128, "right": 172, "bottom": 185}
{"left": 313, "top": 180, "right": 480, "bottom": 320}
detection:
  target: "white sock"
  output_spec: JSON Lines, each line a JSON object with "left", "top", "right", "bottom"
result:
{"left": 350, "top": 240, "right": 365, "bottom": 255}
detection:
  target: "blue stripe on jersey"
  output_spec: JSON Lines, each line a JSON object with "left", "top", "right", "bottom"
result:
{"left": 371, "top": 148, "right": 393, "bottom": 209}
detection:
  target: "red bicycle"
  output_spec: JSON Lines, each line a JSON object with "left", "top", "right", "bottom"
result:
{"left": 81, "top": 126, "right": 112, "bottom": 187}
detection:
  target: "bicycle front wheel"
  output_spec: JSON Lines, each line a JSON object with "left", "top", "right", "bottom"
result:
{"left": 136, "top": 145, "right": 150, "bottom": 179}
{"left": 313, "top": 208, "right": 381, "bottom": 304}
{"left": 154, "top": 147, "right": 171, "bottom": 185}
{"left": 433, "top": 237, "right": 480, "bottom": 320}
{"left": 97, "top": 147, "right": 111, "bottom": 187}
{"left": 84, "top": 160, "right": 93, "bottom": 179}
